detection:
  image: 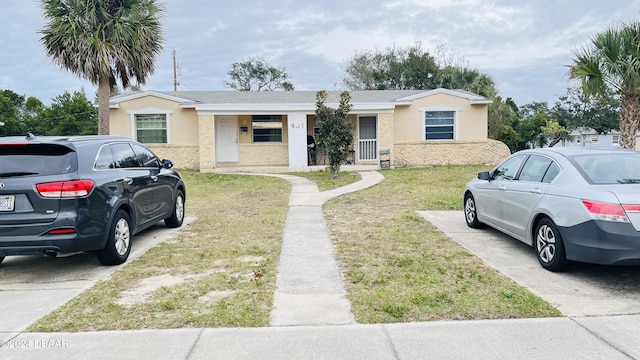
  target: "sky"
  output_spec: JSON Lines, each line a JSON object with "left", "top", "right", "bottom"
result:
{"left": 2, "top": 0, "right": 640, "bottom": 107}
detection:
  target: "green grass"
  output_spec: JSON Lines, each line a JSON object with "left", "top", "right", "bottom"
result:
{"left": 320, "top": 166, "right": 561, "bottom": 322}
{"left": 287, "top": 171, "right": 361, "bottom": 191}
{"left": 28, "top": 165, "right": 560, "bottom": 332}
{"left": 29, "top": 171, "right": 290, "bottom": 331}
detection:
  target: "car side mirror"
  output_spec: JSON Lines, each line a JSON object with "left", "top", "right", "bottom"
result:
{"left": 477, "top": 171, "right": 491, "bottom": 181}
{"left": 161, "top": 159, "right": 174, "bottom": 169}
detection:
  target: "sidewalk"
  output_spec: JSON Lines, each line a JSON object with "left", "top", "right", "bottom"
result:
{"left": 2, "top": 316, "right": 639, "bottom": 359}
{"left": 2, "top": 171, "right": 640, "bottom": 359}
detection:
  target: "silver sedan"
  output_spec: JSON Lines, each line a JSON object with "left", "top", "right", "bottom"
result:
{"left": 463, "top": 147, "right": 640, "bottom": 272}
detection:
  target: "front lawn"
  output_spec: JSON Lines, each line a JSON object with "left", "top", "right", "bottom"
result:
{"left": 29, "top": 166, "right": 559, "bottom": 332}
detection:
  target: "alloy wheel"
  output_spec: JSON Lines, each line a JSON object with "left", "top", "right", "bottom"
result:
{"left": 536, "top": 224, "right": 556, "bottom": 263}
{"left": 114, "top": 218, "right": 131, "bottom": 256}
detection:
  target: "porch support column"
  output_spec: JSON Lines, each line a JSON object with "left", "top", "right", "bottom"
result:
{"left": 198, "top": 114, "right": 214, "bottom": 171}
{"left": 287, "top": 113, "right": 308, "bottom": 167}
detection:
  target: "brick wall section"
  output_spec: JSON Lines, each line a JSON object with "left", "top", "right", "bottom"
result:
{"left": 393, "top": 139, "right": 511, "bottom": 167}
{"left": 239, "top": 144, "right": 289, "bottom": 166}
{"left": 378, "top": 113, "right": 395, "bottom": 157}
{"left": 147, "top": 145, "right": 200, "bottom": 169}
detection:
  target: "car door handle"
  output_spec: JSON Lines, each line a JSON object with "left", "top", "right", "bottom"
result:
{"left": 499, "top": 184, "right": 507, "bottom": 190}
{"left": 124, "top": 177, "right": 133, "bottom": 185}
{"left": 151, "top": 176, "right": 158, "bottom": 182}
{"left": 530, "top": 187, "right": 542, "bottom": 194}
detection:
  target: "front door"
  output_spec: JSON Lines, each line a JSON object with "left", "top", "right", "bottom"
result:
{"left": 216, "top": 116, "right": 239, "bottom": 163}
{"left": 358, "top": 116, "right": 377, "bottom": 161}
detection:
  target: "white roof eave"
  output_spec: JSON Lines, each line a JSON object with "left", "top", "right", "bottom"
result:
{"left": 185, "top": 102, "right": 397, "bottom": 113}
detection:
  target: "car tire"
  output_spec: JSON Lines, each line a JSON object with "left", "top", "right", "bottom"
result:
{"left": 97, "top": 209, "right": 132, "bottom": 266}
{"left": 534, "top": 218, "right": 569, "bottom": 272}
{"left": 165, "top": 189, "right": 185, "bottom": 228}
{"left": 464, "top": 193, "right": 482, "bottom": 228}
{"left": 0, "top": 256, "right": 5, "bottom": 265}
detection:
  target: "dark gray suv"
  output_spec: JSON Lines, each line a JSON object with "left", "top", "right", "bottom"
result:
{"left": 0, "top": 134, "right": 186, "bottom": 265}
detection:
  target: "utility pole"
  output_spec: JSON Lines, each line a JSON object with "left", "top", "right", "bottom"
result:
{"left": 172, "top": 49, "right": 179, "bottom": 91}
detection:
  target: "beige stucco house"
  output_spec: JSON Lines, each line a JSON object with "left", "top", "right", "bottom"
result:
{"left": 108, "top": 88, "right": 510, "bottom": 171}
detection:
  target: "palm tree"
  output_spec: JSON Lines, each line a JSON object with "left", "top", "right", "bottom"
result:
{"left": 569, "top": 22, "right": 640, "bottom": 149}
{"left": 436, "top": 66, "right": 498, "bottom": 99}
{"left": 40, "top": 0, "right": 165, "bottom": 135}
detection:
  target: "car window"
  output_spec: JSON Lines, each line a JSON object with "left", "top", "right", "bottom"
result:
{"left": 519, "top": 155, "right": 554, "bottom": 183}
{"left": 542, "top": 162, "right": 560, "bottom": 183}
{"left": 131, "top": 144, "right": 160, "bottom": 168}
{"left": 110, "top": 143, "right": 141, "bottom": 168}
{"left": 95, "top": 145, "right": 116, "bottom": 170}
{"left": 573, "top": 153, "right": 640, "bottom": 184}
{"left": 0, "top": 144, "right": 77, "bottom": 176}
{"left": 492, "top": 154, "right": 527, "bottom": 181}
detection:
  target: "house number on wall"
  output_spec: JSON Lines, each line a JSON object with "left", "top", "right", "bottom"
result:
{"left": 290, "top": 123, "right": 305, "bottom": 129}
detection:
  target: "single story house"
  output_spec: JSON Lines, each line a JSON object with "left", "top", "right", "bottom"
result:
{"left": 108, "top": 88, "right": 510, "bottom": 171}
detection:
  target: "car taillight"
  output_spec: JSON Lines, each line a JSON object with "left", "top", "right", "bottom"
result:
{"left": 623, "top": 204, "right": 640, "bottom": 212}
{"left": 581, "top": 200, "right": 630, "bottom": 223}
{"left": 47, "top": 228, "right": 76, "bottom": 235}
{"left": 36, "top": 180, "right": 95, "bottom": 198}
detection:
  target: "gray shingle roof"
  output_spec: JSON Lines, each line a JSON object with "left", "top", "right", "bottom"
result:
{"left": 153, "top": 90, "right": 426, "bottom": 104}
{"left": 109, "top": 89, "right": 492, "bottom": 107}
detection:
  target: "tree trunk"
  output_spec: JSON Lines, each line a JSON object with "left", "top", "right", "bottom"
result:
{"left": 97, "top": 76, "right": 111, "bottom": 135}
{"left": 619, "top": 93, "right": 639, "bottom": 149}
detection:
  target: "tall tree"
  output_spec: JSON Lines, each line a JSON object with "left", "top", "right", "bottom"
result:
{"left": 551, "top": 86, "right": 619, "bottom": 134}
{"left": 28, "top": 90, "right": 98, "bottom": 136}
{"left": 225, "top": 57, "right": 294, "bottom": 91}
{"left": 0, "top": 91, "right": 24, "bottom": 136}
{"left": 315, "top": 91, "right": 354, "bottom": 178}
{"left": 569, "top": 21, "right": 640, "bottom": 149}
{"left": 40, "top": 0, "right": 165, "bottom": 135}
{"left": 488, "top": 96, "right": 518, "bottom": 140}
{"left": 343, "top": 44, "right": 438, "bottom": 90}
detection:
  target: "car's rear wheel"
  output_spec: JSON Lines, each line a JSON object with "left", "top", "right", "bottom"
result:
{"left": 165, "top": 189, "right": 185, "bottom": 228}
{"left": 534, "top": 218, "right": 569, "bottom": 272}
{"left": 97, "top": 209, "right": 132, "bottom": 265}
{"left": 464, "top": 193, "right": 482, "bottom": 228}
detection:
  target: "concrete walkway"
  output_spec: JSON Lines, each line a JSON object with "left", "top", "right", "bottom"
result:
{"left": 270, "top": 171, "right": 384, "bottom": 326}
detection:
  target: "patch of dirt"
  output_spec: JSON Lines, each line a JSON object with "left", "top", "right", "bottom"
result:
{"left": 237, "top": 255, "right": 264, "bottom": 266}
{"left": 197, "top": 290, "right": 237, "bottom": 304}
{"left": 116, "top": 274, "right": 185, "bottom": 306}
{"left": 116, "top": 269, "right": 225, "bottom": 307}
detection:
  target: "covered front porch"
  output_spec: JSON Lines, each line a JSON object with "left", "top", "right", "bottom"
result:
{"left": 199, "top": 112, "right": 387, "bottom": 171}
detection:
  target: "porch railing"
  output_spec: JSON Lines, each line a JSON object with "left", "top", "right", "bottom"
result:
{"left": 358, "top": 139, "right": 377, "bottom": 161}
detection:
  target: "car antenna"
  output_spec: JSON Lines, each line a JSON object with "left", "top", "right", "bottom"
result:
{"left": 26, "top": 132, "right": 36, "bottom": 140}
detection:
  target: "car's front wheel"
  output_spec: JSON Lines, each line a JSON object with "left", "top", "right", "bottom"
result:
{"left": 464, "top": 193, "right": 482, "bottom": 228}
{"left": 165, "top": 189, "right": 185, "bottom": 228}
{"left": 534, "top": 218, "right": 569, "bottom": 272}
{"left": 97, "top": 209, "right": 132, "bottom": 265}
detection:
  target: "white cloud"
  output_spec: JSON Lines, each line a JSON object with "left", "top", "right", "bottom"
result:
{"left": 384, "top": 0, "right": 481, "bottom": 10}
{"left": 302, "top": 26, "right": 442, "bottom": 64}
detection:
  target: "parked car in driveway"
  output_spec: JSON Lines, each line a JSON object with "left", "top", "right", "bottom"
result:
{"left": 0, "top": 134, "right": 186, "bottom": 266}
{"left": 464, "top": 147, "right": 640, "bottom": 272}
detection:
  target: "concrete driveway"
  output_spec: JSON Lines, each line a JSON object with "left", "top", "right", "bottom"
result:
{"left": 0, "top": 217, "right": 194, "bottom": 338}
{"left": 419, "top": 211, "right": 640, "bottom": 317}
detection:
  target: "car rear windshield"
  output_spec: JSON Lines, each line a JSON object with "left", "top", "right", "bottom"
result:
{"left": 0, "top": 144, "right": 77, "bottom": 177}
{"left": 571, "top": 153, "right": 640, "bottom": 184}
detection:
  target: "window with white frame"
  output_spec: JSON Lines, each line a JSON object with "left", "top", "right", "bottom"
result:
{"left": 613, "top": 135, "right": 620, "bottom": 145}
{"left": 591, "top": 135, "right": 599, "bottom": 144}
{"left": 136, "top": 114, "right": 167, "bottom": 143}
{"left": 424, "top": 111, "right": 455, "bottom": 140}
{"left": 252, "top": 115, "right": 283, "bottom": 142}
